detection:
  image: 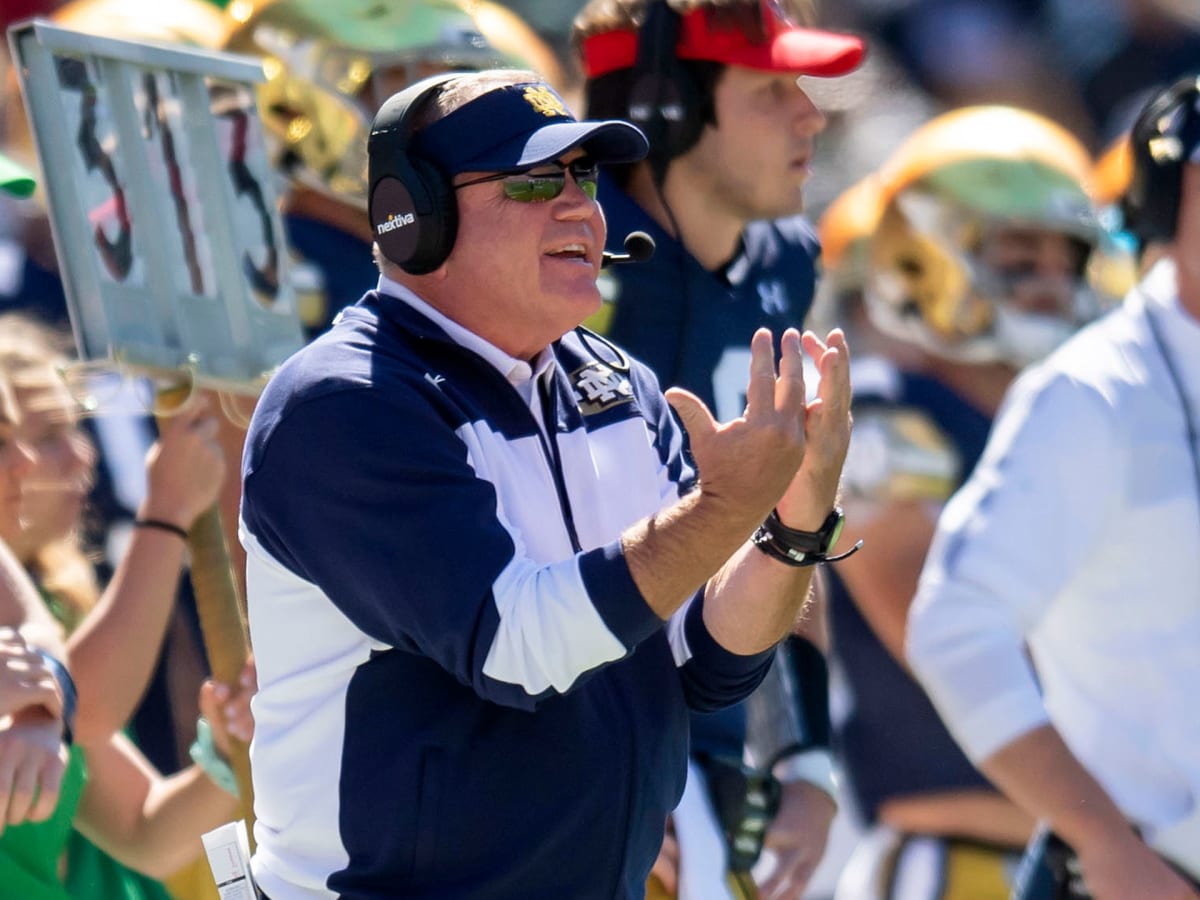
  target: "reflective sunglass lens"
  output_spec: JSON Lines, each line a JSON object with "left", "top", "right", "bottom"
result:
{"left": 503, "top": 176, "right": 563, "bottom": 202}
{"left": 501, "top": 162, "right": 600, "bottom": 203}
{"left": 571, "top": 163, "right": 599, "bottom": 199}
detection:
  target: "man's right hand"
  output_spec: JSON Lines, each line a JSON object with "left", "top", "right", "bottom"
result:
{"left": 774, "top": 329, "right": 851, "bottom": 530}
{"left": 0, "top": 705, "right": 67, "bottom": 833}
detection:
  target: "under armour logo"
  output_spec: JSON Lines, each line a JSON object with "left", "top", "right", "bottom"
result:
{"left": 424, "top": 372, "right": 446, "bottom": 389}
{"left": 757, "top": 280, "right": 788, "bottom": 315}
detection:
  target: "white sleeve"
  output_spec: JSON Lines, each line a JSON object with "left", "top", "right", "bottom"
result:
{"left": 907, "top": 368, "right": 1127, "bottom": 763}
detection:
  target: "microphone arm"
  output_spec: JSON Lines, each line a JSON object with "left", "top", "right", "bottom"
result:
{"left": 601, "top": 231, "right": 656, "bottom": 267}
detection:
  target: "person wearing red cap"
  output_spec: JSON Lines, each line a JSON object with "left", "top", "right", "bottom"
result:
{"left": 571, "top": 2, "right": 865, "bottom": 897}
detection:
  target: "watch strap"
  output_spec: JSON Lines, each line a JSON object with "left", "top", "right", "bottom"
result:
{"left": 751, "top": 508, "right": 861, "bottom": 567}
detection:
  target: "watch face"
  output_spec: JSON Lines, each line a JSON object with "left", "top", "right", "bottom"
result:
{"left": 825, "top": 511, "right": 846, "bottom": 553}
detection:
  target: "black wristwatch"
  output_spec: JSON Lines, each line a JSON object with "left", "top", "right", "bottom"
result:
{"left": 751, "top": 508, "right": 861, "bottom": 567}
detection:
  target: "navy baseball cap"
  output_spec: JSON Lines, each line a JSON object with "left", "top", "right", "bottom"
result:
{"left": 412, "top": 78, "right": 649, "bottom": 174}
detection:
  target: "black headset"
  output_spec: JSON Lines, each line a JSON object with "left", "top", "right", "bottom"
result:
{"left": 367, "top": 72, "right": 463, "bottom": 274}
{"left": 626, "top": 1, "right": 704, "bottom": 180}
{"left": 1122, "top": 74, "right": 1200, "bottom": 246}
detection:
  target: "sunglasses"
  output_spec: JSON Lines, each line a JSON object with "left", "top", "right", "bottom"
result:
{"left": 454, "top": 158, "right": 599, "bottom": 203}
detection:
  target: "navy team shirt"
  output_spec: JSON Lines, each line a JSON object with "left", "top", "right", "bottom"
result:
{"left": 594, "top": 179, "right": 820, "bottom": 760}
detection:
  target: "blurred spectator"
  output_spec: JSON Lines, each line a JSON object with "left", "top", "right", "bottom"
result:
{"left": 573, "top": 1, "right": 864, "bottom": 896}
{"left": 908, "top": 74, "right": 1200, "bottom": 898}
{"left": 3, "top": 14, "right": 256, "bottom": 900}
{"left": 2, "top": 0, "right": 251, "bottom": 786}
{"left": 0, "top": 160, "right": 73, "bottom": 857}
{"left": 0, "top": 152, "right": 65, "bottom": 654}
{"left": 0, "top": 313, "right": 252, "bottom": 899}
{"left": 0, "top": 317, "right": 228, "bottom": 746}
{"left": 0, "top": 315, "right": 239, "bottom": 899}
{"left": 821, "top": 106, "right": 1111, "bottom": 899}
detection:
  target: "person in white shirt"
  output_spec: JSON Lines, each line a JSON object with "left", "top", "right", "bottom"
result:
{"left": 907, "top": 74, "right": 1200, "bottom": 899}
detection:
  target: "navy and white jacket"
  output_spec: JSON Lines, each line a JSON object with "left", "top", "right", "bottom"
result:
{"left": 240, "top": 285, "right": 774, "bottom": 899}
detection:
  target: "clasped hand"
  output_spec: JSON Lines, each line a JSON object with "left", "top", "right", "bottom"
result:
{"left": 666, "top": 327, "right": 851, "bottom": 530}
{"left": 0, "top": 627, "right": 63, "bottom": 722}
{"left": 0, "top": 628, "right": 68, "bottom": 834}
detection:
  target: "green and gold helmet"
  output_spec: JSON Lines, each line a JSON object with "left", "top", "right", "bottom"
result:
{"left": 866, "top": 105, "right": 1107, "bottom": 366}
{"left": 223, "top": 0, "right": 557, "bottom": 208}
{"left": 818, "top": 175, "right": 883, "bottom": 295}
{"left": 809, "top": 174, "right": 883, "bottom": 336}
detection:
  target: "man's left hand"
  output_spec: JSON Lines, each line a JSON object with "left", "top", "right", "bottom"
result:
{"left": 776, "top": 329, "right": 852, "bottom": 528}
{"left": 756, "top": 780, "right": 836, "bottom": 899}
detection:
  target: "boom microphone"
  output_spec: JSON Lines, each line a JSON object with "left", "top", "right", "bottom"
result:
{"left": 601, "top": 231, "right": 656, "bottom": 267}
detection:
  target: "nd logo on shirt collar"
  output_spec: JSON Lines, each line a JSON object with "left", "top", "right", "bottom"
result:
{"left": 570, "top": 360, "right": 634, "bottom": 415}
{"left": 569, "top": 330, "right": 635, "bottom": 416}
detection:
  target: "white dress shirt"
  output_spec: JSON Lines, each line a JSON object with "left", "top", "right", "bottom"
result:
{"left": 908, "top": 258, "right": 1200, "bottom": 878}
{"left": 377, "top": 275, "right": 555, "bottom": 432}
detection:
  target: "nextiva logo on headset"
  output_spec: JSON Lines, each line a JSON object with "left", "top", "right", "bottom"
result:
{"left": 376, "top": 213, "right": 417, "bottom": 235}
{"left": 368, "top": 158, "right": 433, "bottom": 266}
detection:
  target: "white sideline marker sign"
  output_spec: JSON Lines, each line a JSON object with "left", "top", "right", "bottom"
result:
{"left": 9, "top": 20, "right": 303, "bottom": 394}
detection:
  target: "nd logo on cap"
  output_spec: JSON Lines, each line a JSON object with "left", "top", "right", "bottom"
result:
{"left": 523, "top": 85, "right": 568, "bottom": 118}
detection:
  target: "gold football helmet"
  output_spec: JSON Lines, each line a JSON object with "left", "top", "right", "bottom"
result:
{"left": 810, "top": 174, "right": 882, "bottom": 335}
{"left": 866, "top": 106, "right": 1104, "bottom": 366}
{"left": 1088, "top": 133, "right": 1140, "bottom": 300}
{"left": 222, "top": 0, "right": 559, "bottom": 209}
{"left": 819, "top": 175, "right": 883, "bottom": 294}
{"left": 52, "top": 0, "right": 227, "bottom": 46}
{"left": 1094, "top": 133, "right": 1133, "bottom": 208}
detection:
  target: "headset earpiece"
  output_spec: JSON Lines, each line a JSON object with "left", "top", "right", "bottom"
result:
{"left": 1123, "top": 75, "right": 1200, "bottom": 246}
{"left": 368, "top": 73, "right": 461, "bottom": 274}
{"left": 627, "top": 1, "right": 703, "bottom": 178}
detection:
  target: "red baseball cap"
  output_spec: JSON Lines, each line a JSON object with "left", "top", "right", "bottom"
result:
{"left": 580, "top": 3, "right": 865, "bottom": 80}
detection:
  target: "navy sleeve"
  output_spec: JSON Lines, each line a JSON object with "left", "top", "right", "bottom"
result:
{"left": 242, "top": 386, "right": 662, "bottom": 711}
{"left": 676, "top": 589, "right": 775, "bottom": 714}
